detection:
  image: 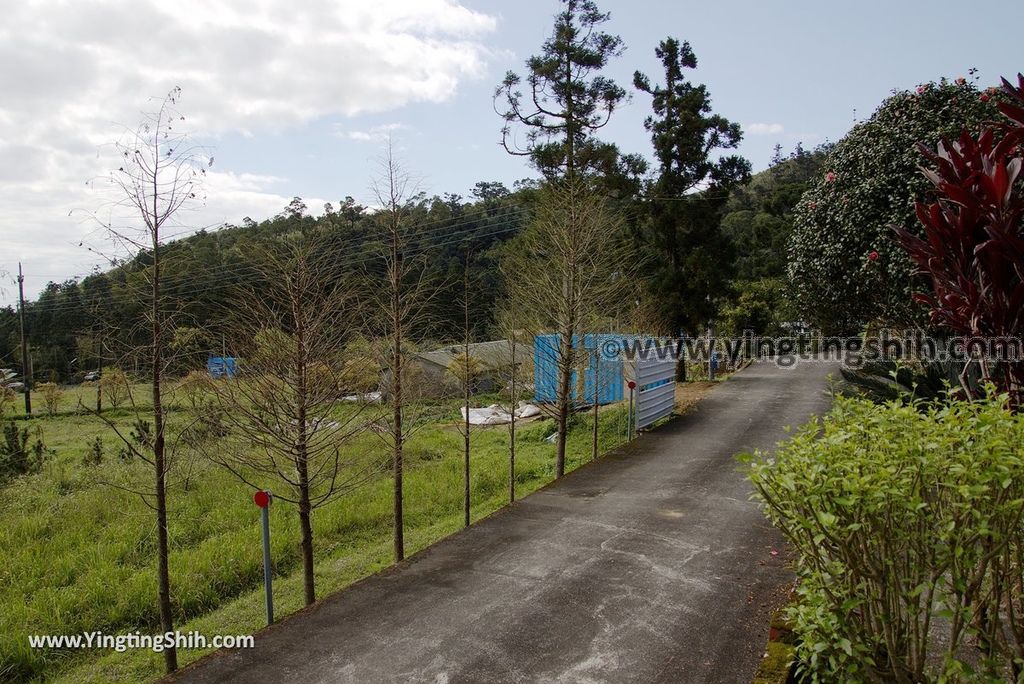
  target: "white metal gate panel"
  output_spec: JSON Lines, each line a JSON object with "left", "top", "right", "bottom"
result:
{"left": 634, "top": 356, "right": 676, "bottom": 429}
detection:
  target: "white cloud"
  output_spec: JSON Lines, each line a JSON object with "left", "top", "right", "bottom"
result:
{"left": 338, "top": 123, "right": 412, "bottom": 142}
{"left": 0, "top": 0, "right": 497, "bottom": 304}
{"left": 745, "top": 122, "right": 785, "bottom": 135}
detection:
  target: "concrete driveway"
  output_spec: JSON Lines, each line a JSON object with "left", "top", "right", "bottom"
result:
{"left": 172, "top": 359, "right": 837, "bottom": 683}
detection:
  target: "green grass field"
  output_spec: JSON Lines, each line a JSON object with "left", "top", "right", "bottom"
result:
{"left": 0, "top": 382, "right": 635, "bottom": 683}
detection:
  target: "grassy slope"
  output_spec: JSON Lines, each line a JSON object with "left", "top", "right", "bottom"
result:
{"left": 1, "top": 384, "right": 635, "bottom": 683}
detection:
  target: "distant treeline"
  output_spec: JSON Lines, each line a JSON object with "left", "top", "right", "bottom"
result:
{"left": 0, "top": 146, "right": 826, "bottom": 384}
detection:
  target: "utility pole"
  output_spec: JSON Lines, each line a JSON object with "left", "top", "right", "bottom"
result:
{"left": 96, "top": 335, "right": 102, "bottom": 413}
{"left": 17, "top": 263, "right": 31, "bottom": 415}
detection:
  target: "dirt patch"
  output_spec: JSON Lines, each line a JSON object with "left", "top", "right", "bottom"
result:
{"left": 675, "top": 381, "right": 717, "bottom": 414}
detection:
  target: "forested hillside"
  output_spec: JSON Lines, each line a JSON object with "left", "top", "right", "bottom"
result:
{"left": 718, "top": 144, "right": 829, "bottom": 335}
{"left": 0, "top": 146, "right": 830, "bottom": 383}
{"left": 0, "top": 183, "right": 534, "bottom": 381}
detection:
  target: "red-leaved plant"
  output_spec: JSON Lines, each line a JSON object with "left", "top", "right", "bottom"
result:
{"left": 895, "top": 73, "right": 1024, "bottom": 409}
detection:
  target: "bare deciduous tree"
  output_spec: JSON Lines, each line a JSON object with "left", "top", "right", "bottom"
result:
{"left": 502, "top": 181, "right": 630, "bottom": 478}
{"left": 452, "top": 249, "right": 477, "bottom": 526}
{"left": 364, "top": 142, "right": 436, "bottom": 562}
{"left": 495, "top": 271, "right": 533, "bottom": 504}
{"left": 87, "top": 87, "right": 211, "bottom": 674}
{"left": 582, "top": 331, "right": 627, "bottom": 463}
{"left": 202, "top": 238, "right": 374, "bottom": 605}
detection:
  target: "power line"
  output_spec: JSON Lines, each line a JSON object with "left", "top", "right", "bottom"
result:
{"left": 11, "top": 189, "right": 736, "bottom": 315}
{"left": 16, "top": 201, "right": 530, "bottom": 296}
{"left": 8, "top": 190, "right": 729, "bottom": 308}
{"left": 9, "top": 190, "right": 728, "bottom": 286}
{"left": 134, "top": 208, "right": 526, "bottom": 299}
{"left": 16, "top": 208, "right": 531, "bottom": 314}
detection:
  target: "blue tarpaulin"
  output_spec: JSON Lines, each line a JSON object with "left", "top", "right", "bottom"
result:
{"left": 207, "top": 356, "right": 237, "bottom": 379}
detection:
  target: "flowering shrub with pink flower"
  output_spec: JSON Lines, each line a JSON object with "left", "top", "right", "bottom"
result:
{"left": 788, "top": 78, "right": 1001, "bottom": 333}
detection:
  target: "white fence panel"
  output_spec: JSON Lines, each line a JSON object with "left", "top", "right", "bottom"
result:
{"left": 634, "top": 356, "right": 676, "bottom": 429}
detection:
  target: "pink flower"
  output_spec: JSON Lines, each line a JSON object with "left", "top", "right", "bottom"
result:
{"left": 825, "top": 171, "right": 836, "bottom": 183}
{"left": 916, "top": 85, "right": 927, "bottom": 94}
{"left": 869, "top": 251, "right": 879, "bottom": 262}
{"left": 955, "top": 76, "right": 966, "bottom": 86}
{"left": 808, "top": 202, "right": 817, "bottom": 210}
{"left": 980, "top": 93, "right": 991, "bottom": 103}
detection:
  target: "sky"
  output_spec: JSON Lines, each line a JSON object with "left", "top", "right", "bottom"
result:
{"left": 1, "top": 0, "right": 1022, "bottom": 306}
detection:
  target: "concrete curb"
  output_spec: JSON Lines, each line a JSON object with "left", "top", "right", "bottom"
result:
{"left": 752, "top": 605, "right": 797, "bottom": 683}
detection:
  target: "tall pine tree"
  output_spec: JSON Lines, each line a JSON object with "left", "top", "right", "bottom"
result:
{"left": 495, "top": 0, "right": 637, "bottom": 479}
{"left": 634, "top": 38, "right": 750, "bottom": 334}
{"left": 495, "top": 0, "right": 629, "bottom": 183}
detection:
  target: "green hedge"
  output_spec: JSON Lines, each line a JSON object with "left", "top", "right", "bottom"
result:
{"left": 746, "top": 395, "right": 1024, "bottom": 682}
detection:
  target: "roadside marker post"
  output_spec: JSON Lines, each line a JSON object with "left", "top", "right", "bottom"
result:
{"left": 254, "top": 490, "right": 274, "bottom": 625}
{"left": 627, "top": 380, "right": 636, "bottom": 439}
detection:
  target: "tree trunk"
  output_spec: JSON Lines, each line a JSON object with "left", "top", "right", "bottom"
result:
{"left": 509, "top": 329, "right": 516, "bottom": 505}
{"left": 151, "top": 226, "right": 177, "bottom": 674}
{"left": 463, "top": 404, "right": 470, "bottom": 526}
{"left": 563, "top": 34, "right": 575, "bottom": 183}
{"left": 462, "top": 355, "right": 470, "bottom": 527}
{"left": 591, "top": 348, "right": 599, "bottom": 462}
{"left": 295, "top": 312, "right": 315, "bottom": 605}
{"left": 463, "top": 253, "right": 471, "bottom": 528}
{"left": 555, "top": 340, "right": 571, "bottom": 478}
{"left": 154, "top": 449, "right": 175, "bottom": 673}
{"left": 391, "top": 232, "right": 405, "bottom": 562}
{"left": 555, "top": 274, "right": 575, "bottom": 479}
{"left": 676, "top": 358, "right": 687, "bottom": 382}
{"left": 393, "top": 425, "right": 403, "bottom": 561}
{"left": 297, "top": 490, "right": 315, "bottom": 605}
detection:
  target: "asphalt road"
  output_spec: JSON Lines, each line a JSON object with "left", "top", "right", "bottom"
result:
{"left": 172, "top": 359, "right": 838, "bottom": 684}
